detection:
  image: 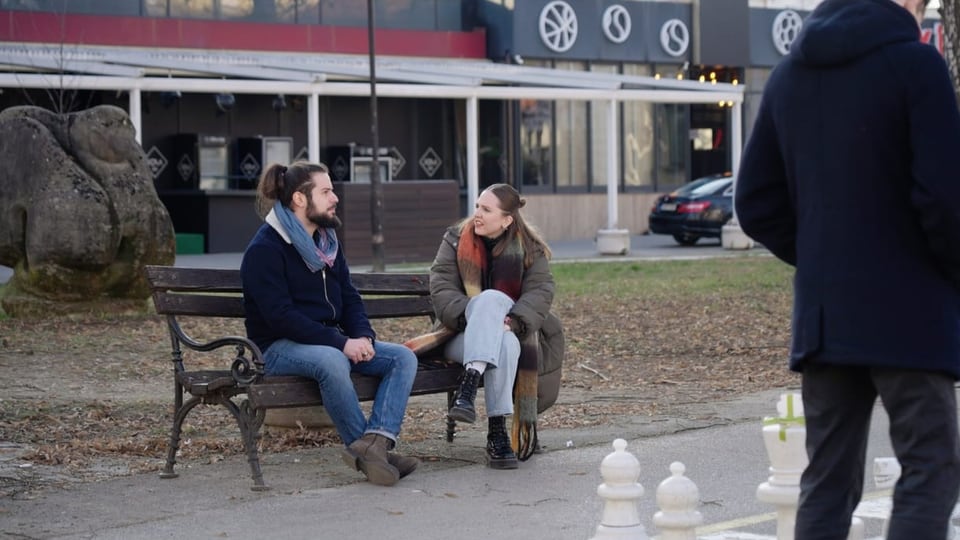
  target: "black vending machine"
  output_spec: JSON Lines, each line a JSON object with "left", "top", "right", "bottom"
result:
{"left": 324, "top": 144, "right": 394, "bottom": 183}
{"left": 153, "top": 133, "right": 231, "bottom": 191}
{"left": 233, "top": 136, "right": 294, "bottom": 190}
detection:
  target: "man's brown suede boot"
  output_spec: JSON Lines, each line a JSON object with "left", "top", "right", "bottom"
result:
{"left": 341, "top": 433, "right": 400, "bottom": 486}
{"left": 387, "top": 452, "right": 420, "bottom": 479}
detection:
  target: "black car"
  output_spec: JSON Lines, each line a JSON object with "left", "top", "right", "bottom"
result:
{"left": 648, "top": 173, "right": 734, "bottom": 245}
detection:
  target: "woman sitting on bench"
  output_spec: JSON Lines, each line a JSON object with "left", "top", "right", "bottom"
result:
{"left": 426, "top": 183, "right": 556, "bottom": 469}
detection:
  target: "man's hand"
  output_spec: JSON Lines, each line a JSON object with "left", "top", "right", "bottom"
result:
{"left": 344, "top": 337, "right": 375, "bottom": 363}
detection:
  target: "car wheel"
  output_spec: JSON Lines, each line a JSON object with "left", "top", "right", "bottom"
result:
{"left": 673, "top": 233, "right": 700, "bottom": 246}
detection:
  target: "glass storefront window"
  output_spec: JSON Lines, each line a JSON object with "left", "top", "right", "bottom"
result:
{"left": 553, "top": 60, "right": 587, "bottom": 189}
{"left": 622, "top": 64, "right": 654, "bottom": 189}
{"left": 143, "top": 0, "right": 166, "bottom": 16}
{"left": 519, "top": 98, "right": 553, "bottom": 187}
{"left": 167, "top": 0, "right": 215, "bottom": 18}
{"left": 744, "top": 68, "right": 772, "bottom": 146}
{"left": 221, "top": 0, "right": 254, "bottom": 19}
{"left": 554, "top": 99, "right": 587, "bottom": 188}
{"left": 143, "top": 0, "right": 316, "bottom": 21}
{"left": 655, "top": 103, "right": 689, "bottom": 190}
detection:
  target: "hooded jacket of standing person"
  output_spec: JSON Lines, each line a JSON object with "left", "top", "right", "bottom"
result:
{"left": 735, "top": 0, "right": 960, "bottom": 377}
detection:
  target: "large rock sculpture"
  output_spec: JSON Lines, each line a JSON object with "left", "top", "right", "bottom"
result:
{"left": 0, "top": 105, "right": 175, "bottom": 317}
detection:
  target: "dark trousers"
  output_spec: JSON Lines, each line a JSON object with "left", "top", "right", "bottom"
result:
{"left": 795, "top": 364, "right": 960, "bottom": 540}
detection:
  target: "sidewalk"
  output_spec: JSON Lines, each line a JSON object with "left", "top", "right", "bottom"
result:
{"left": 1, "top": 385, "right": 921, "bottom": 539}
{"left": 0, "top": 388, "right": 799, "bottom": 540}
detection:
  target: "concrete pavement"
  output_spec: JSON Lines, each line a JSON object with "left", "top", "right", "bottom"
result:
{"left": 1, "top": 386, "right": 924, "bottom": 539}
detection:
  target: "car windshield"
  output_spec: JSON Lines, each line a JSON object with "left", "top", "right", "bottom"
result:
{"left": 675, "top": 177, "right": 732, "bottom": 197}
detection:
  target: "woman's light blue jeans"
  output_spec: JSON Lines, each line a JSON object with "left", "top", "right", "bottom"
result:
{"left": 444, "top": 289, "right": 521, "bottom": 417}
{"left": 263, "top": 339, "right": 418, "bottom": 447}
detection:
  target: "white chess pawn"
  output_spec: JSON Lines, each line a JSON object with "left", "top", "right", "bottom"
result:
{"left": 589, "top": 438, "right": 647, "bottom": 540}
{"left": 653, "top": 462, "right": 702, "bottom": 540}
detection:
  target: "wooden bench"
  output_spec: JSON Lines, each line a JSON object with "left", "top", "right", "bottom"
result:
{"left": 145, "top": 265, "right": 467, "bottom": 491}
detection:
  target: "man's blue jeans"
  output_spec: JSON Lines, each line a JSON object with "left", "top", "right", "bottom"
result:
{"left": 263, "top": 339, "right": 418, "bottom": 447}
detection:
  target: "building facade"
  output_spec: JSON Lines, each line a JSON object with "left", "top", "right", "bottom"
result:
{"left": 0, "top": 0, "right": 942, "bottom": 256}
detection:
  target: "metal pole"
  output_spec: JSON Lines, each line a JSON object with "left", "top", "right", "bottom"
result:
{"left": 128, "top": 88, "right": 142, "bottom": 146}
{"left": 466, "top": 95, "right": 479, "bottom": 216}
{"left": 606, "top": 98, "right": 618, "bottom": 229}
{"left": 308, "top": 92, "right": 319, "bottom": 163}
{"left": 367, "top": 0, "right": 385, "bottom": 271}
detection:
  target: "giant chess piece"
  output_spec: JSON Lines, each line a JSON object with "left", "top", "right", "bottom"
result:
{"left": 756, "top": 392, "right": 807, "bottom": 540}
{"left": 590, "top": 438, "right": 647, "bottom": 540}
{"left": 653, "top": 462, "right": 702, "bottom": 540}
{"left": 756, "top": 393, "right": 864, "bottom": 540}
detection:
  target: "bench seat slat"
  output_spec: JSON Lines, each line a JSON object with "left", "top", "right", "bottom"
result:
{"left": 147, "top": 266, "right": 432, "bottom": 296}
{"left": 146, "top": 266, "right": 242, "bottom": 292}
{"left": 153, "top": 290, "right": 434, "bottom": 320}
{"left": 248, "top": 368, "right": 465, "bottom": 409}
{"left": 154, "top": 293, "right": 245, "bottom": 317}
{"left": 350, "top": 273, "right": 431, "bottom": 295}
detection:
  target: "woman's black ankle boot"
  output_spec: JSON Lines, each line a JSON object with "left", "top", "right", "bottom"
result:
{"left": 486, "top": 416, "right": 519, "bottom": 470}
{"left": 448, "top": 368, "right": 481, "bottom": 423}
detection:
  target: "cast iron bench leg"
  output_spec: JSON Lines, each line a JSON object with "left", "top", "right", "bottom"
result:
{"left": 217, "top": 395, "right": 270, "bottom": 491}
{"left": 159, "top": 395, "right": 202, "bottom": 479}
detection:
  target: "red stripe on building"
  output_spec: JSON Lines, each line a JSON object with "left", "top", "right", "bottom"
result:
{"left": 2, "top": 11, "right": 486, "bottom": 58}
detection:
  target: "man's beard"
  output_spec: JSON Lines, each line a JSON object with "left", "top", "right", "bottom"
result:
{"left": 309, "top": 212, "right": 342, "bottom": 229}
{"left": 307, "top": 202, "right": 342, "bottom": 229}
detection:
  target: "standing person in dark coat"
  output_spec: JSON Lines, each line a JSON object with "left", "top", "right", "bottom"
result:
{"left": 735, "top": 0, "right": 960, "bottom": 537}
{"left": 241, "top": 161, "right": 419, "bottom": 487}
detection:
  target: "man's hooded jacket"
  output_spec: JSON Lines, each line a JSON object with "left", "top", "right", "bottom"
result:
{"left": 735, "top": 0, "right": 960, "bottom": 377}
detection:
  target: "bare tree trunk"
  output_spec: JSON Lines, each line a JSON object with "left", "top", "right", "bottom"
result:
{"left": 941, "top": 0, "right": 960, "bottom": 105}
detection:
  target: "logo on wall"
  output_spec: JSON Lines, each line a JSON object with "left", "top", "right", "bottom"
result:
{"left": 660, "top": 19, "right": 690, "bottom": 57}
{"left": 419, "top": 148, "right": 442, "bottom": 178}
{"left": 772, "top": 10, "right": 803, "bottom": 56}
{"left": 177, "top": 154, "right": 195, "bottom": 183}
{"left": 239, "top": 154, "right": 261, "bottom": 181}
{"left": 145, "top": 146, "right": 167, "bottom": 179}
{"left": 539, "top": 1, "right": 578, "bottom": 53}
{"left": 294, "top": 146, "right": 308, "bottom": 162}
{"left": 602, "top": 5, "right": 631, "bottom": 44}
{"left": 388, "top": 147, "right": 406, "bottom": 178}
{"left": 332, "top": 155, "right": 349, "bottom": 182}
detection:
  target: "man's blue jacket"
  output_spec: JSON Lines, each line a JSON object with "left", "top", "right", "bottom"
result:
{"left": 241, "top": 223, "right": 375, "bottom": 355}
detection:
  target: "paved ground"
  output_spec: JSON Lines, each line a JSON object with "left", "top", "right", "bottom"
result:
{"left": 3, "top": 386, "right": 946, "bottom": 540}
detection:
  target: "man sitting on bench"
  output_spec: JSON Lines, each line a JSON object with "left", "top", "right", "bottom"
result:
{"left": 240, "top": 160, "right": 419, "bottom": 487}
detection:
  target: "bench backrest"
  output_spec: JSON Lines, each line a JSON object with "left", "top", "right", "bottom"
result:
{"left": 144, "top": 265, "right": 434, "bottom": 320}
